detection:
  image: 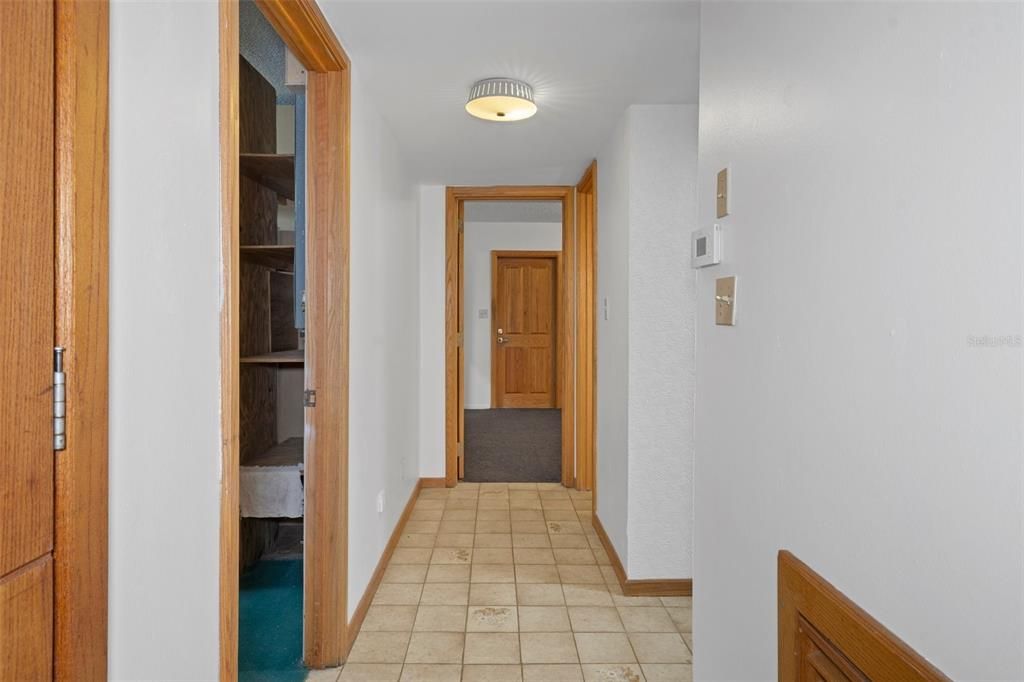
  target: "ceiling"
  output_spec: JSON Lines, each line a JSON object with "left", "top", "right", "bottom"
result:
{"left": 464, "top": 200, "right": 563, "bottom": 223}
{"left": 320, "top": 1, "right": 700, "bottom": 186}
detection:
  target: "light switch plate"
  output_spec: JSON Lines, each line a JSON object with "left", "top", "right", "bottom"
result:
{"left": 716, "top": 167, "right": 729, "bottom": 218}
{"left": 478, "top": 309, "right": 489, "bottom": 319}
{"left": 715, "top": 276, "right": 737, "bottom": 326}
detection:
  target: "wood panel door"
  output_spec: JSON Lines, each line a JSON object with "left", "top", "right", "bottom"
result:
{"left": 0, "top": 0, "right": 56, "bottom": 678}
{"left": 492, "top": 252, "right": 559, "bottom": 408}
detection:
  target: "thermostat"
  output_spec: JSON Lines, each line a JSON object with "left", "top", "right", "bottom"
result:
{"left": 691, "top": 224, "right": 722, "bottom": 268}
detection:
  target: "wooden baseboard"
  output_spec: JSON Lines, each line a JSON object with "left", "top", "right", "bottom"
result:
{"left": 345, "top": 478, "right": 427, "bottom": 656}
{"left": 592, "top": 513, "right": 692, "bottom": 597}
{"left": 419, "top": 477, "right": 446, "bottom": 489}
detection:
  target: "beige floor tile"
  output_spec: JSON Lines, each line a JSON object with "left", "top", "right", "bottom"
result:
{"left": 515, "top": 564, "right": 560, "bottom": 584}
{"left": 441, "top": 509, "right": 476, "bottom": 521}
{"left": 520, "top": 633, "right": 579, "bottom": 664}
{"left": 392, "top": 548, "right": 432, "bottom": 564}
{"left": 419, "top": 582, "right": 469, "bottom": 605}
{"left": 509, "top": 483, "right": 537, "bottom": 490}
{"left": 414, "top": 499, "right": 445, "bottom": 509}
{"left": 666, "top": 606, "right": 692, "bottom": 634}
{"left": 410, "top": 510, "right": 444, "bottom": 522}
{"left": 541, "top": 500, "right": 575, "bottom": 511}
{"left": 511, "top": 510, "right": 544, "bottom": 521}
{"left": 477, "top": 509, "right": 511, "bottom": 521}
{"left": 628, "top": 633, "right": 690, "bottom": 664}
{"left": 642, "top": 663, "right": 692, "bottom": 681}
{"left": 338, "top": 663, "right": 403, "bottom": 681}
{"left": 383, "top": 564, "right": 428, "bottom": 584}
{"left": 618, "top": 607, "right": 676, "bottom": 633}
{"left": 681, "top": 633, "right": 692, "bottom": 652}
{"left": 404, "top": 632, "right": 465, "bottom": 663}
{"left": 473, "top": 547, "right": 514, "bottom": 564}
{"left": 557, "top": 565, "right": 604, "bottom": 584}
{"left": 462, "top": 664, "right": 523, "bottom": 681}
{"left": 479, "top": 498, "right": 511, "bottom": 510}
{"left": 445, "top": 499, "right": 478, "bottom": 511}
{"left": 347, "top": 631, "right": 411, "bottom": 663}
{"left": 513, "top": 533, "right": 552, "bottom": 548}
{"left": 536, "top": 483, "right": 566, "bottom": 491}
{"left": 434, "top": 533, "right": 473, "bottom": 548}
{"left": 568, "top": 606, "right": 624, "bottom": 632}
{"left": 659, "top": 596, "right": 691, "bottom": 608}
{"left": 405, "top": 521, "right": 441, "bottom": 535}
{"left": 543, "top": 510, "right": 579, "bottom": 522}
{"left": 574, "top": 633, "right": 636, "bottom": 664}
{"left": 466, "top": 605, "right": 518, "bottom": 632}
{"left": 591, "top": 547, "right": 611, "bottom": 565}
{"left": 562, "top": 584, "right": 613, "bottom": 606}
{"left": 464, "top": 633, "right": 521, "bottom": 664}
{"left": 511, "top": 520, "right": 549, "bottom": 534}
{"left": 398, "top": 664, "right": 462, "bottom": 682}
{"left": 373, "top": 583, "right": 423, "bottom": 605}
{"left": 610, "top": 591, "right": 664, "bottom": 608}
{"left": 362, "top": 605, "right": 417, "bottom": 632}
{"left": 430, "top": 547, "right": 472, "bottom": 565}
{"left": 469, "top": 582, "right": 518, "bottom": 605}
{"left": 475, "top": 533, "right": 513, "bottom": 548}
{"left": 413, "top": 605, "right": 468, "bottom": 632}
{"left": 553, "top": 549, "right": 596, "bottom": 565}
{"left": 439, "top": 520, "right": 476, "bottom": 534}
{"left": 550, "top": 534, "right": 590, "bottom": 549}
{"left": 518, "top": 606, "right": 571, "bottom": 632}
{"left": 517, "top": 583, "right": 565, "bottom": 606}
{"left": 477, "top": 520, "right": 512, "bottom": 533}
{"left": 399, "top": 533, "right": 437, "bottom": 549}
{"left": 599, "top": 566, "right": 619, "bottom": 585}
{"left": 581, "top": 664, "right": 647, "bottom": 682}
{"left": 471, "top": 563, "right": 516, "bottom": 583}
{"left": 546, "top": 521, "right": 584, "bottom": 535}
{"left": 522, "top": 664, "right": 584, "bottom": 682}
{"left": 425, "top": 564, "right": 470, "bottom": 583}
{"left": 514, "top": 548, "right": 556, "bottom": 565}
{"left": 510, "top": 500, "right": 543, "bottom": 511}
{"left": 306, "top": 667, "right": 342, "bottom": 682}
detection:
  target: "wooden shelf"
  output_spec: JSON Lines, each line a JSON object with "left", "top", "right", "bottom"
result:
{"left": 240, "top": 349, "right": 304, "bottom": 365}
{"left": 244, "top": 437, "right": 303, "bottom": 469}
{"left": 240, "top": 244, "right": 294, "bottom": 272}
{"left": 240, "top": 153, "right": 295, "bottom": 200}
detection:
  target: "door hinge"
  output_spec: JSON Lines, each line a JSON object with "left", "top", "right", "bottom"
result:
{"left": 54, "top": 346, "right": 66, "bottom": 451}
{"left": 304, "top": 389, "right": 317, "bottom": 407}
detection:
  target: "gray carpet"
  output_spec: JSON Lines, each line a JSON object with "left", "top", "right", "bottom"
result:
{"left": 464, "top": 409, "right": 561, "bottom": 483}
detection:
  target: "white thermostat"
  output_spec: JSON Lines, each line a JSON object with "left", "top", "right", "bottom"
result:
{"left": 691, "top": 224, "right": 722, "bottom": 268}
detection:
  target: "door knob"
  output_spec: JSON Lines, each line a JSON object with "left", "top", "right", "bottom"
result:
{"left": 497, "top": 337, "right": 507, "bottom": 344}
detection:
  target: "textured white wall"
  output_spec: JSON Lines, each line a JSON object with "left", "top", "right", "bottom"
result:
{"left": 695, "top": 3, "right": 1024, "bottom": 679}
{"left": 109, "top": 1, "right": 221, "bottom": 678}
{"left": 418, "top": 185, "right": 446, "bottom": 478}
{"left": 464, "top": 221, "right": 563, "bottom": 409}
{"left": 626, "top": 106, "right": 696, "bottom": 579}
{"left": 347, "top": 67, "right": 421, "bottom": 618}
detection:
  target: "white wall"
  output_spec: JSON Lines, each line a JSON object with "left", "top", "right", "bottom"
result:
{"left": 109, "top": 1, "right": 221, "bottom": 678}
{"left": 595, "top": 105, "right": 697, "bottom": 580}
{"left": 347, "top": 66, "right": 421, "bottom": 618}
{"left": 695, "top": 3, "right": 1024, "bottom": 680}
{"left": 464, "top": 221, "right": 563, "bottom": 409}
{"left": 418, "top": 185, "right": 446, "bottom": 478}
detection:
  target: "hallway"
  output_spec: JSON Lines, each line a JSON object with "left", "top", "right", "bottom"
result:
{"left": 322, "top": 483, "right": 692, "bottom": 681}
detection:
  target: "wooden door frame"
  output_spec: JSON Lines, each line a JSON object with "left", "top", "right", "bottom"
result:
{"left": 54, "top": 0, "right": 110, "bottom": 677}
{"left": 446, "top": 185, "right": 596, "bottom": 489}
{"left": 574, "top": 162, "right": 597, "bottom": 496}
{"left": 219, "top": 0, "right": 351, "bottom": 675}
{"left": 489, "top": 250, "right": 563, "bottom": 409}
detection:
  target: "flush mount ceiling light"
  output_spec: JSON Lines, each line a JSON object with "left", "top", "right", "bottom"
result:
{"left": 466, "top": 78, "right": 537, "bottom": 122}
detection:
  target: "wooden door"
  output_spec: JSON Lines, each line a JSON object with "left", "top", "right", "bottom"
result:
{"left": 492, "top": 252, "right": 559, "bottom": 408}
{"left": 0, "top": 1, "right": 56, "bottom": 678}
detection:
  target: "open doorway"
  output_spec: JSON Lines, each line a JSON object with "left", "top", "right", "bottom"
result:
{"left": 462, "top": 202, "right": 564, "bottom": 482}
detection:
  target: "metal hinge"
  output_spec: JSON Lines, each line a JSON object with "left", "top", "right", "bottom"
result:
{"left": 304, "top": 389, "right": 317, "bottom": 407}
{"left": 54, "top": 347, "right": 66, "bottom": 451}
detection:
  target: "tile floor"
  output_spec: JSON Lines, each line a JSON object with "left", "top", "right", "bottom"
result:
{"left": 308, "top": 482, "right": 692, "bottom": 682}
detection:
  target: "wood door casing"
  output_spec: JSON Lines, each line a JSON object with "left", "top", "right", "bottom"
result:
{"left": 0, "top": 0, "right": 55, "bottom": 677}
{"left": 492, "top": 252, "right": 560, "bottom": 409}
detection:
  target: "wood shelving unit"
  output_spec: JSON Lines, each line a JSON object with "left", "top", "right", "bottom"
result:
{"left": 245, "top": 437, "right": 303, "bottom": 469}
{"left": 240, "top": 349, "right": 304, "bottom": 365}
{"left": 240, "top": 244, "right": 295, "bottom": 272}
{"left": 240, "top": 153, "right": 295, "bottom": 200}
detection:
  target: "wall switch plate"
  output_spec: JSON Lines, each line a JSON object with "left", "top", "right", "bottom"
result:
{"left": 716, "top": 167, "right": 729, "bottom": 218}
{"left": 376, "top": 490, "right": 385, "bottom": 514}
{"left": 478, "top": 309, "right": 489, "bottom": 319}
{"left": 715, "top": 276, "right": 737, "bottom": 326}
{"left": 603, "top": 297, "right": 610, "bottom": 321}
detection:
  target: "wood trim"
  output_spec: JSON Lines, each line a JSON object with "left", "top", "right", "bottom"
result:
{"left": 345, "top": 479, "right": 428, "bottom": 655}
{"left": 575, "top": 161, "right": 596, "bottom": 495}
{"left": 445, "top": 186, "right": 575, "bottom": 488}
{"left": 592, "top": 514, "right": 691, "bottom": 597}
{"left": 217, "top": 1, "right": 241, "bottom": 680}
{"left": 490, "top": 250, "right": 562, "bottom": 410}
{"left": 220, "top": 0, "right": 350, "bottom": 674}
{"left": 778, "top": 551, "right": 950, "bottom": 682}
{"left": 304, "top": 67, "right": 349, "bottom": 667}
{"left": 253, "top": 0, "right": 349, "bottom": 72}
{"left": 53, "top": 0, "right": 110, "bottom": 678}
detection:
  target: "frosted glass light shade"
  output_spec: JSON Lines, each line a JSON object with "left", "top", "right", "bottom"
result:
{"left": 466, "top": 78, "right": 537, "bottom": 122}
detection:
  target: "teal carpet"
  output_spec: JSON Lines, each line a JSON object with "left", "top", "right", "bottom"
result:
{"left": 239, "top": 559, "right": 305, "bottom": 682}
